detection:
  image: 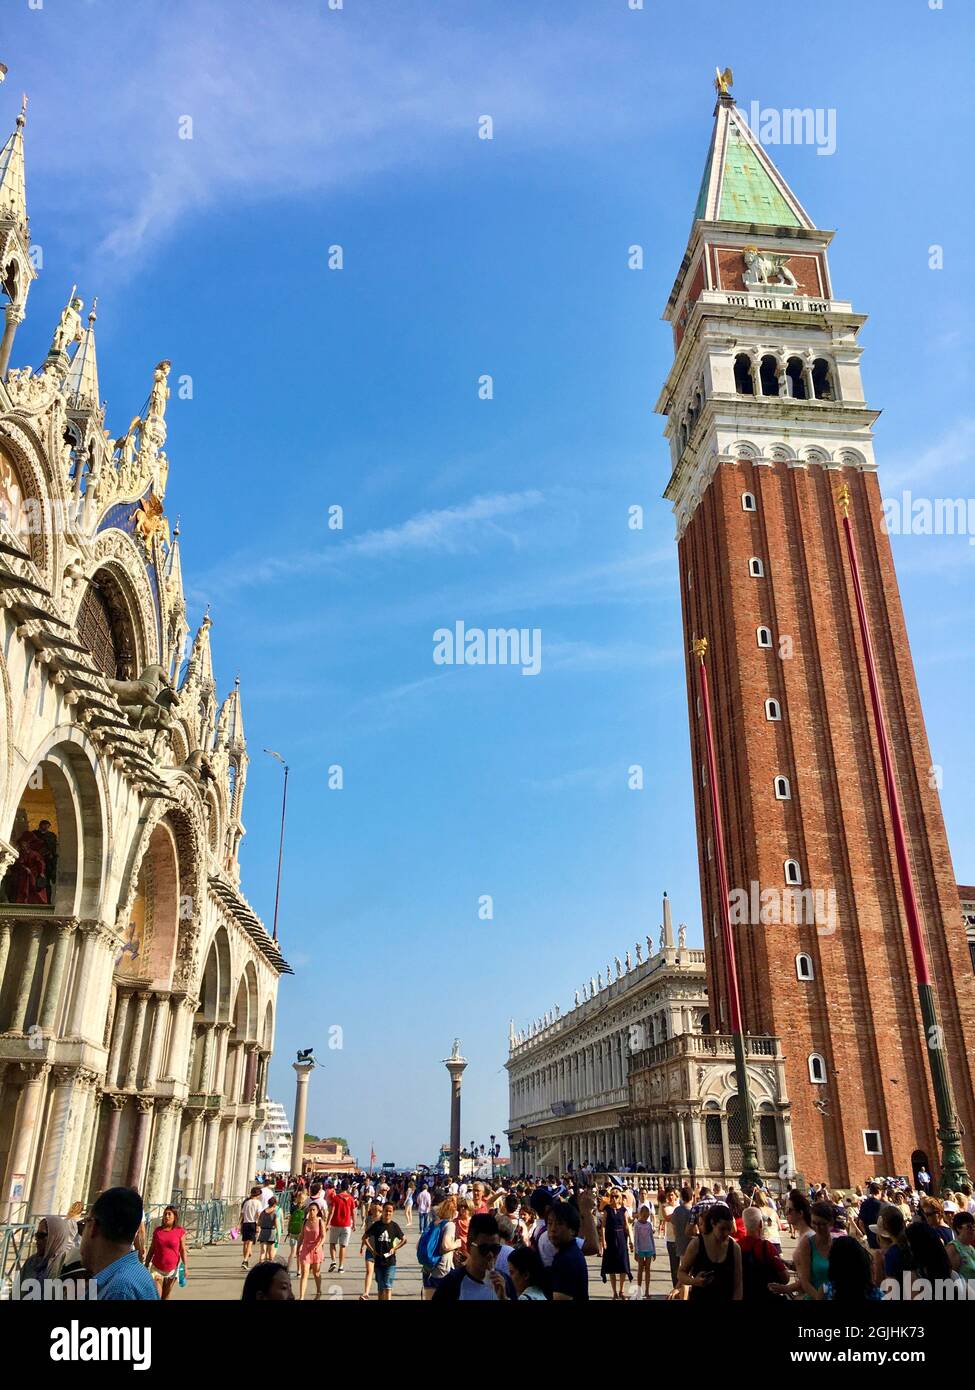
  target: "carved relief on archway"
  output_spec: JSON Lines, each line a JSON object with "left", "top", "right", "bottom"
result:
{"left": 0, "top": 417, "right": 59, "bottom": 581}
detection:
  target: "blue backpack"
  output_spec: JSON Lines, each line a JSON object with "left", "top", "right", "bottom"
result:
{"left": 416, "top": 1218, "right": 445, "bottom": 1267}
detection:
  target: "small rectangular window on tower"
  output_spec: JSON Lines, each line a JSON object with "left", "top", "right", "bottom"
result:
{"left": 863, "top": 1130, "right": 882, "bottom": 1157}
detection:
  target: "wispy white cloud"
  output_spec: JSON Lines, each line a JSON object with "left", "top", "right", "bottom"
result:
{"left": 15, "top": 0, "right": 630, "bottom": 281}
{"left": 882, "top": 417, "right": 975, "bottom": 490}
{"left": 188, "top": 488, "right": 545, "bottom": 600}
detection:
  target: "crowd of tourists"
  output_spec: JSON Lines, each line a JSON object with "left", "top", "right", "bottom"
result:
{"left": 10, "top": 1168, "right": 975, "bottom": 1302}
{"left": 233, "top": 1168, "right": 975, "bottom": 1302}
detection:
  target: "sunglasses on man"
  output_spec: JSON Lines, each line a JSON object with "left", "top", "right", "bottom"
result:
{"left": 473, "top": 1242, "right": 502, "bottom": 1259}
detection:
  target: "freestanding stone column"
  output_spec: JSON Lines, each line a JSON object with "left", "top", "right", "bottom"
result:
{"left": 291, "top": 1057, "right": 316, "bottom": 1180}
{"left": 444, "top": 1039, "right": 468, "bottom": 1181}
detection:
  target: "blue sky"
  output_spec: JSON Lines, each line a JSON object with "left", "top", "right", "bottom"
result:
{"left": 4, "top": 0, "right": 974, "bottom": 1167}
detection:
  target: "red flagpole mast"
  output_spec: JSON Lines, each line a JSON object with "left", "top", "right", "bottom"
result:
{"left": 836, "top": 483, "right": 968, "bottom": 1190}
{"left": 693, "top": 636, "right": 761, "bottom": 1189}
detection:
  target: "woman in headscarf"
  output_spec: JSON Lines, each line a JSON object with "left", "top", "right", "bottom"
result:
{"left": 18, "top": 1216, "right": 78, "bottom": 1290}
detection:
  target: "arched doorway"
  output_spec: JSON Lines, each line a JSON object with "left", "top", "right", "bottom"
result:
{"left": 114, "top": 820, "right": 180, "bottom": 985}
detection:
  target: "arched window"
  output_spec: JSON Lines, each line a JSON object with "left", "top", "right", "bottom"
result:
{"left": 76, "top": 573, "right": 137, "bottom": 680}
{"left": 774, "top": 775, "right": 791, "bottom": 800}
{"left": 785, "top": 859, "right": 802, "bottom": 886}
{"left": 786, "top": 356, "right": 807, "bottom": 399}
{"left": 796, "top": 953, "right": 814, "bottom": 981}
{"left": 808, "top": 1053, "right": 827, "bottom": 1084}
{"left": 741, "top": 492, "right": 756, "bottom": 512}
{"left": 812, "top": 358, "right": 833, "bottom": 400}
{"left": 734, "top": 353, "right": 755, "bottom": 395}
{"left": 687, "top": 570, "right": 693, "bottom": 592}
{"left": 765, "top": 698, "right": 781, "bottom": 721}
{"left": 757, "top": 626, "right": 773, "bottom": 649}
{"left": 759, "top": 355, "right": 780, "bottom": 397}
{"left": 748, "top": 557, "right": 764, "bottom": 577}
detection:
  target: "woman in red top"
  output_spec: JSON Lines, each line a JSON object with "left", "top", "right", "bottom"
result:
{"left": 146, "top": 1206, "right": 188, "bottom": 1300}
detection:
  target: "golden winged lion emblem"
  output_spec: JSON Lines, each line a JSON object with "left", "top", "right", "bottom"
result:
{"left": 131, "top": 492, "right": 170, "bottom": 556}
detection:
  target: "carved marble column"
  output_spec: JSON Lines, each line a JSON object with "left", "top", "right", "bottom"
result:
{"left": 125, "top": 1096, "right": 155, "bottom": 1190}
{"left": 1, "top": 1062, "right": 50, "bottom": 1218}
{"left": 143, "top": 993, "right": 170, "bottom": 1092}
{"left": 0, "top": 921, "right": 12, "bottom": 993}
{"left": 9, "top": 923, "right": 43, "bottom": 1032}
{"left": 67, "top": 923, "right": 101, "bottom": 1036}
{"left": 106, "top": 991, "right": 131, "bottom": 1089}
{"left": 198, "top": 1027, "right": 216, "bottom": 1094}
{"left": 145, "top": 1099, "right": 182, "bottom": 1206}
{"left": 57, "top": 1068, "right": 99, "bottom": 1212}
{"left": 212, "top": 1021, "right": 231, "bottom": 1096}
{"left": 38, "top": 921, "right": 76, "bottom": 1034}
{"left": 32, "top": 1064, "right": 77, "bottom": 1210}
{"left": 94, "top": 1093, "right": 127, "bottom": 1193}
{"left": 242, "top": 1043, "right": 258, "bottom": 1103}
{"left": 122, "top": 992, "right": 151, "bottom": 1090}
{"left": 232, "top": 1120, "right": 253, "bottom": 1197}
{"left": 186, "top": 1111, "right": 206, "bottom": 1197}
{"left": 200, "top": 1110, "right": 221, "bottom": 1194}
{"left": 163, "top": 994, "right": 193, "bottom": 1082}
{"left": 256, "top": 1049, "right": 271, "bottom": 1104}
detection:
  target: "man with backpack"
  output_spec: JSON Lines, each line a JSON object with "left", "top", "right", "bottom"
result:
{"left": 418, "top": 1197, "right": 462, "bottom": 1299}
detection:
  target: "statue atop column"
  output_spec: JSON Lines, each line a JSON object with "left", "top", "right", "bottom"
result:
{"left": 678, "top": 924, "right": 687, "bottom": 948}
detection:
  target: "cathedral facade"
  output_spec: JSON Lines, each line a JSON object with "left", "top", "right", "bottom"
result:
{"left": 657, "top": 85, "right": 975, "bottom": 1186}
{"left": 0, "top": 97, "right": 290, "bottom": 1219}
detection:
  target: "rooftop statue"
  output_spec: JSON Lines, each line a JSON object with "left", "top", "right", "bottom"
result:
{"left": 49, "top": 289, "right": 84, "bottom": 358}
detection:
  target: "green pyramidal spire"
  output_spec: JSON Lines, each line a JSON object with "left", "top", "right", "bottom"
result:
{"left": 694, "top": 91, "right": 814, "bottom": 230}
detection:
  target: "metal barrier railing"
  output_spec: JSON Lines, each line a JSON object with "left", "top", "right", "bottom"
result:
{"left": 0, "top": 1224, "right": 34, "bottom": 1294}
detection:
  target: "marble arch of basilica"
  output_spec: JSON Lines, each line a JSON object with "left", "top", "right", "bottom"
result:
{"left": 0, "top": 98, "right": 290, "bottom": 1219}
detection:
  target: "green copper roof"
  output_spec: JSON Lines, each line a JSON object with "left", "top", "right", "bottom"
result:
{"left": 694, "top": 103, "right": 812, "bottom": 229}
{"left": 718, "top": 126, "right": 800, "bottom": 225}
{"left": 693, "top": 127, "right": 718, "bottom": 222}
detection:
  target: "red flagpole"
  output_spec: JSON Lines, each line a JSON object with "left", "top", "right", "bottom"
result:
{"left": 836, "top": 482, "right": 968, "bottom": 1189}
{"left": 693, "top": 636, "right": 759, "bottom": 1187}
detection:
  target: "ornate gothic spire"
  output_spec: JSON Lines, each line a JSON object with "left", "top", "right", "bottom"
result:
{"left": 0, "top": 94, "right": 28, "bottom": 236}
{"left": 64, "top": 300, "right": 101, "bottom": 409}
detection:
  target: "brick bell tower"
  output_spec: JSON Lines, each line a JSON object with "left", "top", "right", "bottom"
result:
{"left": 656, "top": 78, "right": 975, "bottom": 1187}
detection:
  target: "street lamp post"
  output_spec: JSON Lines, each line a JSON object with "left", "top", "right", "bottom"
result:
{"left": 511, "top": 1124, "right": 537, "bottom": 1179}
{"left": 264, "top": 749, "right": 289, "bottom": 943}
